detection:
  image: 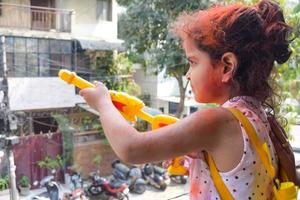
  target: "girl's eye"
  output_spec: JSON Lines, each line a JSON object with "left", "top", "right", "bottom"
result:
{"left": 189, "top": 60, "right": 196, "bottom": 65}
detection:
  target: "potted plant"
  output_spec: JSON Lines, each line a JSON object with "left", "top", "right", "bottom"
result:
{"left": 0, "top": 175, "right": 9, "bottom": 196}
{"left": 18, "top": 175, "right": 30, "bottom": 196}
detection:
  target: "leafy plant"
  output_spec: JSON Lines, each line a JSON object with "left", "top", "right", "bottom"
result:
{"left": 92, "top": 51, "right": 141, "bottom": 96}
{"left": 81, "top": 116, "right": 93, "bottom": 131}
{"left": 93, "top": 154, "right": 102, "bottom": 170}
{"left": 0, "top": 176, "right": 9, "bottom": 191}
{"left": 37, "top": 155, "right": 64, "bottom": 170}
{"left": 19, "top": 175, "right": 30, "bottom": 188}
{"left": 52, "top": 114, "right": 74, "bottom": 168}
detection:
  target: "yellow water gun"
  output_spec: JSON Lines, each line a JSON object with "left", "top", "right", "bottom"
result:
{"left": 58, "top": 69, "right": 188, "bottom": 176}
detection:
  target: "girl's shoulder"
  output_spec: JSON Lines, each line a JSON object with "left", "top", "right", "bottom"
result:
{"left": 222, "top": 96, "right": 267, "bottom": 122}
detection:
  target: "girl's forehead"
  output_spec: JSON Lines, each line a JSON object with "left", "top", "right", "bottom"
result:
{"left": 183, "top": 40, "right": 203, "bottom": 56}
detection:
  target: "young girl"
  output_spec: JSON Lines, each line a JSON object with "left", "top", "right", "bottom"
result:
{"left": 79, "top": 0, "right": 292, "bottom": 199}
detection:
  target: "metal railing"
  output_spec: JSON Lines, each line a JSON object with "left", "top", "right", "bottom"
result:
{"left": 0, "top": 3, "right": 73, "bottom": 32}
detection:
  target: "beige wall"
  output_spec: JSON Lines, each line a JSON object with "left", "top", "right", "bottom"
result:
{"left": 62, "top": 0, "right": 118, "bottom": 40}
{"left": 0, "top": 0, "right": 31, "bottom": 29}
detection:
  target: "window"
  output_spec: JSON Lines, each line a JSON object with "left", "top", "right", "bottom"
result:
{"left": 159, "top": 107, "right": 164, "bottom": 113}
{"left": 14, "top": 37, "right": 26, "bottom": 53}
{"left": 0, "top": 52, "right": 3, "bottom": 77}
{"left": 39, "top": 39, "right": 49, "bottom": 53}
{"left": 6, "top": 53, "right": 13, "bottom": 76}
{"left": 39, "top": 53, "right": 50, "bottom": 77}
{"left": 5, "top": 37, "right": 14, "bottom": 53}
{"left": 14, "top": 53, "right": 26, "bottom": 76}
{"left": 96, "top": 0, "right": 112, "bottom": 21}
{"left": 27, "top": 53, "right": 39, "bottom": 76}
{"left": 190, "top": 106, "right": 198, "bottom": 114}
{"left": 169, "top": 102, "right": 178, "bottom": 115}
{"left": 27, "top": 38, "right": 38, "bottom": 53}
{"left": 0, "top": 0, "right": 3, "bottom": 17}
{"left": 4, "top": 36, "right": 73, "bottom": 77}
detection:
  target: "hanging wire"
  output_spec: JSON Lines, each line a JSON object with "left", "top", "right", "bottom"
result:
{"left": 31, "top": 118, "right": 58, "bottom": 128}
{"left": 3, "top": 52, "right": 134, "bottom": 80}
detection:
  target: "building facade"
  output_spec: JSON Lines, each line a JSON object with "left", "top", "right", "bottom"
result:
{"left": 0, "top": 0, "right": 122, "bottom": 135}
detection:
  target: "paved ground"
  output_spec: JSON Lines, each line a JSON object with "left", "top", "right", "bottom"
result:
{"left": 129, "top": 181, "right": 189, "bottom": 200}
{"left": 1, "top": 179, "right": 190, "bottom": 200}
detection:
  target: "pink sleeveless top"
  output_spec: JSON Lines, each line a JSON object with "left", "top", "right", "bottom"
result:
{"left": 188, "top": 96, "right": 278, "bottom": 200}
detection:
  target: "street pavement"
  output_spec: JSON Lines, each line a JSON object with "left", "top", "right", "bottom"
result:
{"left": 129, "top": 181, "right": 189, "bottom": 200}
{"left": 1, "top": 179, "right": 190, "bottom": 200}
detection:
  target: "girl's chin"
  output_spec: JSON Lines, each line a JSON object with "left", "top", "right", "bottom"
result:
{"left": 195, "top": 96, "right": 215, "bottom": 104}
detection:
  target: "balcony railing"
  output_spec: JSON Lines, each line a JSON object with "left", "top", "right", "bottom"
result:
{"left": 0, "top": 3, "right": 73, "bottom": 32}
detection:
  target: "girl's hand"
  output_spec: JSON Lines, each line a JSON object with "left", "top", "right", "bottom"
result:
{"left": 79, "top": 81, "right": 111, "bottom": 111}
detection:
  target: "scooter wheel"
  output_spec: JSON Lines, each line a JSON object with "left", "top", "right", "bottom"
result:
{"left": 120, "top": 193, "right": 129, "bottom": 200}
{"left": 133, "top": 184, "right": 146, "bottom": 194}
{"left": 112, "top": 193, "right": 129, "bottom": 200}
{"left": 160, "top": 183, "right": 167, "bottom": 191}
{"left": 88, "top": 185, "right": 103, "bottom": 196}
{"left": 180, "top": 176, "right": 187, "bottom": 184}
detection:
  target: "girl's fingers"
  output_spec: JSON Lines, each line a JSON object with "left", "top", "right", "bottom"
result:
{"left": 79, "top": 89, "right": 85, "bottom": 96}
{"left": 93, "top": 81, "right": 104, "bottom": 87}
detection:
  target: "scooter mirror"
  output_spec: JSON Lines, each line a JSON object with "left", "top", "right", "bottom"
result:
{"left": 33, "top": 181, "right": 39, "bottom": 186}
{"left": 51, "top": 169, "right": 56, "bottom": 175}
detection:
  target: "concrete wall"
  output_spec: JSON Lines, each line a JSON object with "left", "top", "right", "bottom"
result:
{"left": 133, "top": 67, "right": 158, "bottom": 107}
{"left": 61, "top": 0, "right": 118, "bottom": 40}
{"left": 8, "top": 77, "right": 85, "bottom": 111}
{"left": 0, "top": 0, "right": 31, "bottom": 29}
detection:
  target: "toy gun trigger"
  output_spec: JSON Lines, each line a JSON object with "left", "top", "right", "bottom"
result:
{"left": 112, "top": 101, "right": 126, "bottom": 111}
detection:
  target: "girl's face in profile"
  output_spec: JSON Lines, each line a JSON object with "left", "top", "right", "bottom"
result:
{"left": 183, "top": 39, "right": 225, "bottom": 104}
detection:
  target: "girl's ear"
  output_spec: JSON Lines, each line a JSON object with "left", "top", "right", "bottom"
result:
{"left": 221, "top": 52, "right": 238, "bottom": 83}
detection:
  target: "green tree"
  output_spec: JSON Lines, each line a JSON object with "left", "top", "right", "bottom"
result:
{"left": 94, "top": 51, "right": 141, "bottom": 96}
{"left": 117, "top": 0, "right": 212, "bottom": 118}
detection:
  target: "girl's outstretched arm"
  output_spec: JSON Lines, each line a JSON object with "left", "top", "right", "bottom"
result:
{"left": 80, "top": 82, "right": 243, "bottom": 167}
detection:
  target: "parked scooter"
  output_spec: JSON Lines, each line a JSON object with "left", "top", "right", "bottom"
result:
{"left": 142, "top": 163, "right": 167, "bottom": 191}
{"left": 169, "top": 175, "right": 188, "bottom": 184}
{"left": 62, "top": 188, "right": 87, "bottom": 200}
{"left": 62, "top": 167, "right": 88, "bottom": 200}
{"left": 111, "top": 160, "right": 147, "bottom": 194}
{"left": 87, "top": 170, "right": 129, "bottom": 200}
{"left": 32, "top": 172, "right": 60, "bottom": 200}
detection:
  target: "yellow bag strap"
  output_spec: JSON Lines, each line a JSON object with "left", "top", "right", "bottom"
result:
{"left": 207, "top": 107, "right": 298, "bottom": 200}
{"left": 227, "top": 107, "right": 276, "bottom": 179}
{"left": 204, "top": 151, "right": 234, "bottom": 200}
{"left": 205, "top": 107, "right": 277, "bottom": 200}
